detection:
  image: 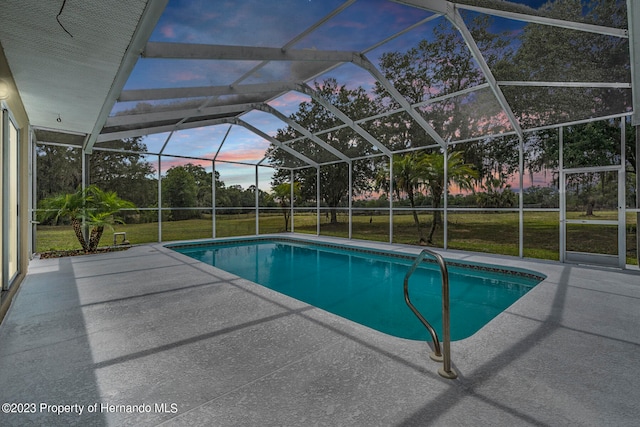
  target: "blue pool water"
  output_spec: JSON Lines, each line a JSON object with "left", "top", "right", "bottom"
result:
{"left": 169, "top": 238, "right": 545, "bottom": 341}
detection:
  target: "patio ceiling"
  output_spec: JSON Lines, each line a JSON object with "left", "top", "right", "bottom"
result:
{"left": 0, "top": 1, "right": 636, "bottom": 165}
{"left": 0, "top": 0, "right": 166, "bottom": 145}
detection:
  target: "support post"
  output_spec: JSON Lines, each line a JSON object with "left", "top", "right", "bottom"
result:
{"left": 81, "top": 151, "right": 90, "bottom": 245}
{"left": 636, "top": 125, "right": 639, "bottom": 266}
{"left": 619, "top": 119, "right": 626, "bottom": 268}
{"left": 255, "top": 165, "right": 259, "bottom": 236}
{"left": 389, "top": 154, "right": 394, "bottom": 243}
{"left": 29, "top": 129, "right": 36, "bottom": 257}
{"left": 519, "top": 135, "right": 524, "bottom": 258}
{"left": 317, "top": 166, "right": 321, "bottom": 236}
{"left": 348, "top": 161, "right": 353, "bottom": 240}
{"left": 443, "top": 145, "right": 448, "bottom": 250}
{"left": 290, "top": 170, "right": 294, "bottom": 233}
{"left": 212, "top": 160, "right": 216, "bottom": 238}
{"left": 158, "top": 155, "right": 162, "bottom": 242}
{"left": 559, "top": 127, "right": 565, "bottom": 262}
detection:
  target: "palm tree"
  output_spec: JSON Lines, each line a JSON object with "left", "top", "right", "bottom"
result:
{"left": 377, "top": 153, "right": 430, "bottom": 244}
{"left": 376, "top": 151, "right": 476, "bottom": 245}
{"left": 422, "top": 151, "right": 477, "bottom": 244}
{"left": 38, "top": 185, "right": 136, "bottom": 252}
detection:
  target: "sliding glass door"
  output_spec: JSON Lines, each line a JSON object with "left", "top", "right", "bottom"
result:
{"left": 2, "top": 106, "right": 20, "bottom": 290}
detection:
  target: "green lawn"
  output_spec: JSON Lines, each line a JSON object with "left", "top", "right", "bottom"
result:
{"left": 36, "top": 211, "right": 638, "bottom": 265}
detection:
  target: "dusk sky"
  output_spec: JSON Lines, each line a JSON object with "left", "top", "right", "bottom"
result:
{"left": 112, "top": 0, "right": 615, "bottom": 190}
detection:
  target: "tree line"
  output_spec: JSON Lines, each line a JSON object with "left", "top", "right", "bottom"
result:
{"left": 36, "top": 140, "right": 278, "bottom": 224}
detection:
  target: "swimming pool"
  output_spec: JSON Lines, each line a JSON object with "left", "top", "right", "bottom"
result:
{"left": 168, "top": 237, "right": 545, "bottom": 341}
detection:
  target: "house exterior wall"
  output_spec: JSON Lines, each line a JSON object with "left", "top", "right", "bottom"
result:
{"left": 1, "top": 44, "right": 31, "bottom": 322}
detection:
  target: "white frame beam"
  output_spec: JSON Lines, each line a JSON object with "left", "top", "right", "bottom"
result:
{"left": 393, "top": 0, "right": 628, "bottom": 38}
{"left": 104, "top": 103, "right": 257, "bottom": 127}
{"left": 498, "top": 81, "right": 631, "bottom": 89}
{"left": 628, "top": 0, "right": 640, "bottom": 125}
{"left": 456, "top": 2, "right": 628, "bottom": 38}
{"left": 120, "top": 82, "right": 299, "bottom": 102}
{"left": 96, "top": 117, "right": 234, "bottom": 142}
{"left": 143, "top": 42, "right": 357, "bottom": 63}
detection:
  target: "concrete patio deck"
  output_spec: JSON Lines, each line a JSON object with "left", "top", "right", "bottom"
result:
{"left": 0, "top": 235, "right": 639, "bottom": 426}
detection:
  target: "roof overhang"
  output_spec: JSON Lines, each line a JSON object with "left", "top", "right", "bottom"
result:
{"left": 0, "top": 0, "right": 167, "bottom": 149}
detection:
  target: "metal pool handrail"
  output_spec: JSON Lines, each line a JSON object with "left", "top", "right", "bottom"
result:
{"left": 403, "top": 248, "right": 457, "bottom": 379}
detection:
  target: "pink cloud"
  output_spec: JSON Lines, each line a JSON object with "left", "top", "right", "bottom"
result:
{"left": 268, "top": 92, "right": 309, "bottom": 108}
{"left": 159, "top": 24, "right": 176, "bottom": 39}
{"left": 217, "top": 148, "right": 268, "bottom": 163}
{"left": 168, "top": 70, "right": 205, "bottom": 83}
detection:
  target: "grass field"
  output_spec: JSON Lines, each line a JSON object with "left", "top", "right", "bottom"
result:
{"left": 36, "top": 211, "right": 638, "bottom": 265}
